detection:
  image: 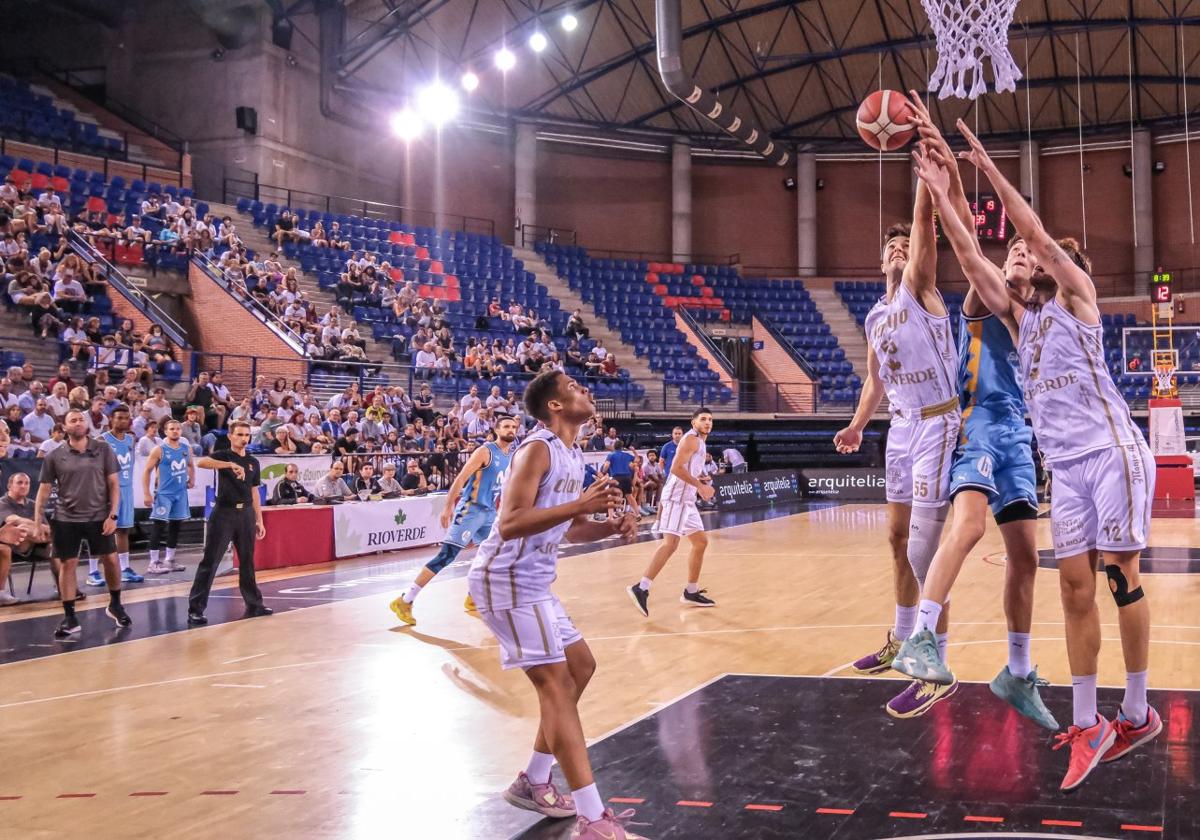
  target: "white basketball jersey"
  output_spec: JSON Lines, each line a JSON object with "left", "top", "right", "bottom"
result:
{"left": 468, "top": 429, "right": 585, "bottom": 611}
{"left": 864, "top": 284, "right": 958, "bottom": 413}
{"left": 660, "top": 430, "right": 706, "bottom": 505}
{"left": 1017, "top": 297, "right": 1142, "bottom": 465}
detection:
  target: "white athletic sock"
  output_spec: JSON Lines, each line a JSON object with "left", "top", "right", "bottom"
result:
{"left": 524, "top": 751, "right": 554, "bottom": 785}
{"left": 936, "top": 633, "right": 949, "bottom": 663}
{"left": 638, "top": 577, "right": 652, "bottom": 592}
{"left": 165, "top": 548, "right": 176, "bottom": 563}
{"left": 913, "top": 599, "right": 942, "bottom": 636}
{"left": 149, "top": 549, "right": 160, "bottom": 565}
{"left": 1123, "top": 670, "right": 1149, "bottom": 726}
{"left": 894, "top": 604, "right": 918, "bottom": 639}
{"left": 572, "top": 783, "right": 604, "bottom": 822}
{"left": 87, "top": 557, "right": 99, "bottom": 575}
{"left": 685, "top": 582, "right": 699, "bottom": 594}
{"left": 401, "top": 583, "right": 422, "bottom": 604}
{"left": 1007, "top": 632, "right": 1032, "bottom": 679}
{"left": 1071, "top": 674, "right": 1099, "bottom": 729}
{"left": 118, "top": 552, "right": 130, "bottom": 571}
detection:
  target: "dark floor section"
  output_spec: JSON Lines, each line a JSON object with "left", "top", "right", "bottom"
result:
{"left": 513, "top": 675, "right": 1199, "bottom": 840}
{"left": 1037, "top": 545, "right": 1200, "bottom": 574}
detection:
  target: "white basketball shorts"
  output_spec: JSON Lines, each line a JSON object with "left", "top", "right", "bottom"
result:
{"left": 656, "top": 498, "right": 705, "bottom": 537}
{"left": 885, "top": 409, "right": 961, "bottom": 508}
{"left": 1049, "top": 442, "right": 1155, "bottom": 559}
{"left": 479, "top": 595, "right": 583, "bottom": 671}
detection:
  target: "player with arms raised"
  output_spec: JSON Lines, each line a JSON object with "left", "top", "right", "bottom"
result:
{"left": 913, "top": 122, "right": 1159, "bottom": 791}
{"left": 833, "top": 165, "right": 960, "bottom": 719}
{"left": 468, "top": 370, "right": 644, "bottom": 839}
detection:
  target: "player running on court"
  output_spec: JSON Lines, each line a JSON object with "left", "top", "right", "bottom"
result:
{"left": 390, "top": 414, "right": 518, "bottom": 624}
{"left": 914, "top": 122, "right": 1159, "bottom": 791}
{"left": 467, "top": 371, "right": 642, "bottom": 839}
{"left": 627, "top": 408, "right": 716, "bottom": 617}
{"left": 890, "top": 96, "right": 1057, "bottom": 731}
{"left": 833, "top": 179, "right": 960, "bottom": 719}
{"left": 142, "top": 419, "right": 194, "bottom": 575}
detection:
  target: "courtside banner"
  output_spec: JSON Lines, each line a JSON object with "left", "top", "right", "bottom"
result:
{"left": 797, "top": 467, "right": 887, "bottom": 501}
{"left": 712, "top": 469, "right": 801, "bottom": 510}
{"left": 333, "top": 495, "right": 445, "bottom": 558}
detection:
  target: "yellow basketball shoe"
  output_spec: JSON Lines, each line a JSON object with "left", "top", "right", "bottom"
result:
{"left": 389, "top": 596, "right": 416, "bottom": 626}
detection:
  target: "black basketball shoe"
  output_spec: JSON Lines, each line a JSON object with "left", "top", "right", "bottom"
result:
{"left": 54, "top": 616, "right": 81, "bottom": 640}
{"left": 627, "top": 584, "right": 650, "bottom": 617}
{"left": 680, "top": 589, "right": 716, "bottom": 607}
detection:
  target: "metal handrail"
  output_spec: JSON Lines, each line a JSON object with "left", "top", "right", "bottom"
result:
{"left": 67, "top": 229, "right": 191, "bottom": 348}
{"left": 754, "top": 314, "right": 819, "bottom": 383}
{"left": 222, "top": 176, "right": 496, "bottom": 237}
{"left": 189, "top": 252, "right": 308, "bottom": 356}
{"left": 0, "top": 136, "right": 185, "bottom": 188}
{"left": 520, "top": 224, "right": 577, "bottom": 249}
{"left": 675, "top": 305, "right": 736, "bottom": 377}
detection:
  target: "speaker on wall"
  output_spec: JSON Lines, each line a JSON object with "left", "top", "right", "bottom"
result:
{"left": 236, "top": 106, "right": 257, "bottom": 135}
{"left": 272, "top": 18, "right": 294, "bottom": 50}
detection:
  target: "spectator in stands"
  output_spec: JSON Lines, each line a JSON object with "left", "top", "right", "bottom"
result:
{"left": 39, "top": 423, "right": 65, "bottom": 458}
{"left": 333, "top": 427, "right": 360, "bottom": 468}
{"left": 61, "top": 316, "right": 93, "bottom": 363}
{"left": 702, "top": 451, "right": 719, "bottom": 479}
{"left": 140, "top": 193, "right": 162, "bottom": 222}
{"left": 565, "top": 308, "right": 589, "bottom": 340}
{"left": 0, "top": 378, "right": 20, "bottom": 414}
{"left": 642, "top": 450, "right": 664, "bottom": 510}
{"left": 352, "top": 462, "right": 381, "bottom": 498}
{"left": 123, "top": 218, "right": 151, "bottom": 247}
{"left": 180, "top": 406, "right": 203, "bottom": 453}
{"left": 722, "top": 447, "right": 747, "bottom": 473}
{"left": 46, "top": 381, "right": 70, "bottom": 420}
{"left": 23, "top": 398, "right": 55, "bottom": 444}
{"left": 272, "top": 211, "right": 298, "bottom": 249}
{"left": 327, "top": 220, "right": 350, "bottom": 250}
{"left": 314, "top": 461, "right": 354, "bottom": 501}
{"left": 52, "top": 268, "right": 86, "bottom": 314}
{"left": 604, "top": 427, "right": 620, "bottom": 449}
{"left": 0, "top": 472, "right": 53, "bottom": 606}
{"left": 585, "top": 430, "right": 607, "bottom": 452}
{"left": 309, "top": 220, "right": 328, "bottom": 248}
{"left": 269, "top": 425, "right": 299, "bottom": 454}
{"left": 414, "top": 342, "right": 437, "bottom": 379}
{"left": 600, "top": 353, "right": 620, "bottom": 381}
{"left": 82, "top": 395, "right": 108, "bottom": 437}
{"left": 135, "top": 420, "right": 161, "bottom": 457}
{"left": 400, "top": 459, "right": 428, "bottom": 496}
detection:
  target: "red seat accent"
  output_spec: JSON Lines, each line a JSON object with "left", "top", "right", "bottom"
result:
{"left": 30, "top": 172, "right": 49, "bottom": 190}
{"left": 85, "top": 196, "right": 107, "bottom": 213}
{"left": 646, "top": 272, "right": 659, "bottom": 284}
{"left": 653, "top": 283, "right": 668, "bottom": 295}
{"left": 51, "top": 176, "right": 70, "bottom": 192}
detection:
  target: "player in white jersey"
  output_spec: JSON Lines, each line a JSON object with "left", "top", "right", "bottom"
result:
{"left": 889, "top": 96, "right": 1057, "bottom": 733}
{"left": 627, "top": 408, "right": 716, "bottom": 617}
{"left": 913, "top": 123, "right": 1160, "bottom": 792}
{"left": 466, "top": 370, "right": 644, "bottom": 840}
{"left": 834, "top": 180, "right": 961, "bottom": 720}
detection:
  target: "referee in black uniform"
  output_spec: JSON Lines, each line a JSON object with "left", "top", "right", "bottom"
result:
{"left": 188, "top": 420, "right": 272, "bottom": 625}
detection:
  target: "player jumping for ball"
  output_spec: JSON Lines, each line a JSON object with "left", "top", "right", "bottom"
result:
{"left": 913, "top": 122, "right": 1160, "bottom": 791}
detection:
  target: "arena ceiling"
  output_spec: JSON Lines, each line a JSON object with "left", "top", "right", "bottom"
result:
{"left": 315, "top": 0, "right": 1200, "bottom": 149}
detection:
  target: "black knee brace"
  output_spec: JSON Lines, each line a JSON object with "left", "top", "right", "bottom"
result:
{"left": 1105, "top": 564, "right": 1144, "bottom": 607}
{"left": 424, "top": 543, "right": 462, "bottom": 574}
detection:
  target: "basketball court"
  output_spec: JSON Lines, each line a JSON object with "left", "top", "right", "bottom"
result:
{"left": 3, "top": 499, "right": 1198, "bottom": 838}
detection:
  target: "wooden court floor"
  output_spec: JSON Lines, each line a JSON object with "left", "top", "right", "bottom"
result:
{"left": 2, "top": 503, "right": 1199, "bottom": 839}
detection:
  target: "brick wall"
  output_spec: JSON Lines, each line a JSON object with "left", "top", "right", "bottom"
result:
{"left": 673, "top": 312, "right": 735, "bottom": 392}
{"left": 183, "top": 262, "right": 306, "bottom": 395}
{"left": 108, "top": 287, "right": 191, "bottom": 380}
{"left": 751, "top": 318, "right": 815, "bottom": 413}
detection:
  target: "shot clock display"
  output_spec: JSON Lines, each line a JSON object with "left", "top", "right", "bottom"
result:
{"left": 1152, "top": 271, "right": 1172, "bottom": 303}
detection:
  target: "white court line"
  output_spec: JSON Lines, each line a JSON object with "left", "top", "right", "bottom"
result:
{"left": 211, "top": 683, "right": 266, "bottom": 689}
{"left": 726, "top": 670, "right": 1200, "bottom": 693}
{"left": 221, "top": 653, "right": 268, "bottom": 665}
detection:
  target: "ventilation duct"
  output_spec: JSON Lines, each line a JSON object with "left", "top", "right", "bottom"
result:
{"left": 654, "top": 0, "right": 789, "bottom": 167}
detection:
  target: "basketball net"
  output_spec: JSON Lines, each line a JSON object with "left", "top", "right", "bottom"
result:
{"left": 922, "top": 0, "right": 1023, "bottom": 99}
{"left": 1152, "top": 362, "right": 1178, "bottom": 398}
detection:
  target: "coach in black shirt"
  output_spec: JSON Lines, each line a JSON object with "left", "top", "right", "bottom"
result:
{"left": 187, "top": 420, "right": 271, "bottom": 625}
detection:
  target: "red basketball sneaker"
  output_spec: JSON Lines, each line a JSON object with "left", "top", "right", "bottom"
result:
{"left": 1053, "top": 717, "right": 1116, "bottom": 791}
{"left": 1102, "top": 706, "right": 1163, "bottom": 764}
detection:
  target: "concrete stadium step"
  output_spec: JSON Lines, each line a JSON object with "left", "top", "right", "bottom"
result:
{"left": 512, "top": 247, "right": 658, "bottom": 389}
{"left": 807, "top": 287, "right": 868, "bottom": 381}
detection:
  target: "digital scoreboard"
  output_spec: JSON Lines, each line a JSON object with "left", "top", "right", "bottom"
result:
{"left": 1152, "top": 271, "right": 1172, "bottom": 303}
{"left": 935, "top": 192, "right": 1009, "bottom": 241}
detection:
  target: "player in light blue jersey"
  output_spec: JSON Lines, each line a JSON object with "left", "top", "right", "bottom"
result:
{"left": 389, "top": 415, "right": 519, "bottom": 625}
{"left": 142, "top": 419, "right": 194, "bottom": 575}
{"left": 94, "top": 405, "right": 143, "bottom": 585}
{"left": 893, "top": 94, "right": 1056, "bottom": 731}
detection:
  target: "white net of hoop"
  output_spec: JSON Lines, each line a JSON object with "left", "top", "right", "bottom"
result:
{"left": 921, "top": 0, "right": 1023, "bottom": 99}
{"left": 1153, "top": 364, "right": 1177, "bottom": 395}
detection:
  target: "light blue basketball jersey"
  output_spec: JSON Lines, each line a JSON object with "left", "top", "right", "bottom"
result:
{"left": 102, "top": 432, "right": 135, "bottom": 490}
{"left": 458, "top": 441, "right": 511, "bottom": 513}
{"left": 157, "top": 441, "right": 191, "bottom": 496}
{"left": 958, "top": 313, "right": 1024, "bottom": 423}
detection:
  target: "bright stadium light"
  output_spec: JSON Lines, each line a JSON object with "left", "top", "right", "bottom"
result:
{"left": 494, "top": 47, "right": 516, "bottom": 71}
{"left": 529, "top": 31, "right": 548, "bottom": 53}
{"left": 389, "top": 108, "right": 424, "bottom": 142}
{"left": 461, "top": 71, "right": 479, "bottom": 92}
{"left": 561, "top": 12, "right": 578, "bottom": 32}
{"left": 416, "top": 81, "right": 460, "bottom": 127}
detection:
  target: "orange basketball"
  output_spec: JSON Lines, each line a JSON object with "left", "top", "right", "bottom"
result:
{"left": 856, "top": 89, "right": 916, "bottom": 152}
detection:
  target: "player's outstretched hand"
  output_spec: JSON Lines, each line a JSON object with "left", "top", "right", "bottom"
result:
{"left": 955, "top": 118, "right": 997, "bottom": 173}
{"left": 912, "top": 143, "right": 950, "bottom": 196}
{"left": 578, "top": 476, "right": 623, "bottom": 515}
{"left": 833, "top": 426, "right": 862, "bottom": 454}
